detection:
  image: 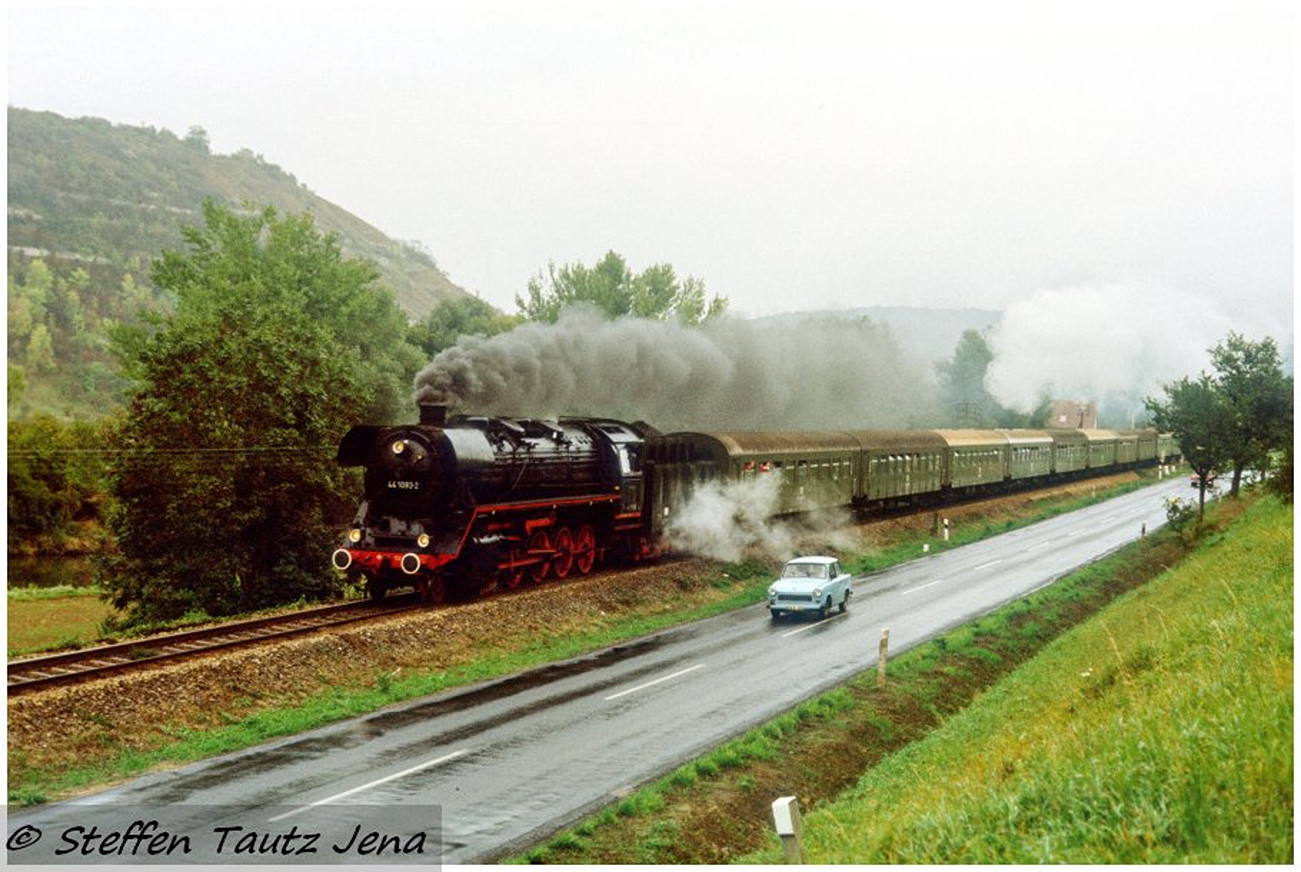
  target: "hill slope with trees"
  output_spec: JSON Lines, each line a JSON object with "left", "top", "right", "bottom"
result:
{"left": 7, "top": 106, "right": 472, "bottom": 418}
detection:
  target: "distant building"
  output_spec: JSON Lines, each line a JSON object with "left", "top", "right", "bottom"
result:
{"left": 1050, "top": 400, "right": 1097, "bottom": 429}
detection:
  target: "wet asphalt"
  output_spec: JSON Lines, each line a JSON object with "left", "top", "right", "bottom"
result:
{"left": 8, "top": 477, "right": 1195, "bottom": 865}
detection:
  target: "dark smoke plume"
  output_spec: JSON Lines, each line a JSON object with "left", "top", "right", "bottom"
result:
{"left": 413, "top": 308, "right": 934, "bottom": 430}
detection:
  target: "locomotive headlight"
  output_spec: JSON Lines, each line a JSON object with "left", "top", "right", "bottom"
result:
{"left": 348, "top": 528, "right": 362, "bottom": 544}
{"left": 417, "top": 533, "right": 431, "bottom": 549}
{"left": 391, "top": 439, "right": 407, "bottom": 455}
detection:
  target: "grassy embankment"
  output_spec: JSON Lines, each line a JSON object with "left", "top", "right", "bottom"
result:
{"left": 520, "top": 493, "right": 1292, "bottom": 864}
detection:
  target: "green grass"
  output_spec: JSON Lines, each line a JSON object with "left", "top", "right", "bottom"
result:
{"left": 747, "top": 496, "right": 1293, "bottom": 864}
{"left": 7, "top": 584, "right": 105, "bottom": 601}
{"left": 6, "top": 590, "right": 117, "bottom": 656}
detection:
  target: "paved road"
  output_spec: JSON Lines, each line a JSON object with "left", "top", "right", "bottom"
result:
{"left": 8, "top": 477, "right": 1193, "bottom": 865}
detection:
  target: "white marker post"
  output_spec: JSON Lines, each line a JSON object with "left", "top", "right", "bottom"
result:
{"left": 771, "top": 795, "right": 805, "bottom": 864}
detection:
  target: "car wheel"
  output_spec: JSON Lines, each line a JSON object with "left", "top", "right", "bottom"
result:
{"left": 770, "top": 609, "right": 780, "bottom": 621}
{"left": 838, "top": 592, "right": 848, "bottom": 614}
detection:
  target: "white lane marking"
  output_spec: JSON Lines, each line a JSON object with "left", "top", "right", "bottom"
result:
{"left": 603, "top": 664, "right": 705, "bottom": 701}
{"left": 1025, "top": 540, "right": 1053, "bottom": 553}
{"left": 972, "top": 559, "right": 1004, "bottom": 571}
{"left": 780, "top": 611, "right": 848, "bottom": 638}
{"left": 903, "top": 577, "right": 948, "bottom": 595}
{"left": 267, "top": 749, "right": 470, "bottom": 822}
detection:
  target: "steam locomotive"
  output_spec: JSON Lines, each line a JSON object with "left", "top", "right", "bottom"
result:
{"left": 332, "top": 403, "right": 1180, "bottom": 601}
{"left": 332, "top": 404, "right": 656, "bottom": 602}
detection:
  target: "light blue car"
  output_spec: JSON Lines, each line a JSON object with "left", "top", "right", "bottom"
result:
{"left": 768, "top": 556, "right": 852, "bottom": 620}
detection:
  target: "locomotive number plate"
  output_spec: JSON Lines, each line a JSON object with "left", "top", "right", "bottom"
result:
{"left": 388, "top": 480, "right": 421, "bottom": 490}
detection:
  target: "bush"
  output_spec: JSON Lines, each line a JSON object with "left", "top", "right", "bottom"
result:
{"left": 7, "top": 415, "right": 113, "bottom": 550}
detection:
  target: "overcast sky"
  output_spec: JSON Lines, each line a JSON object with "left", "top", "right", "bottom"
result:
{"left": 5, "top": 1, "right": 1294, "bottom": 408}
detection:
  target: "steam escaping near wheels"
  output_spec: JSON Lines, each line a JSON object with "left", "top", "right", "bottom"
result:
{"left": 662, "top": 475, "right": 854, "bottom": 563}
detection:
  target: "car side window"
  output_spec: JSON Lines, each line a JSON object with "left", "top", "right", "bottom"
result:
{"left": 832, "top": 562, "right": 842, "bottom": 579}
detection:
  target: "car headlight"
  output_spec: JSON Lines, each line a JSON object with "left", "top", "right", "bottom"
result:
{"left": 348, "top": 528, "right": 362, "bottom": 543}
{"left": 768, "top": 586, "right": 777, "bottom": 598}
{"left": 812, "top": 588, "right": 822, "bottom": 599}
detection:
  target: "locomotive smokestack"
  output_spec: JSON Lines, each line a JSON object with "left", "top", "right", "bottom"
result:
{"left": 419, "top": 403, "right": 447, "bottom": 426}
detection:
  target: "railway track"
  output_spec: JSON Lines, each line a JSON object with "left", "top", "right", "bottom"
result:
{"left": 6, "top": 598, "right": 419, "bottom": 694}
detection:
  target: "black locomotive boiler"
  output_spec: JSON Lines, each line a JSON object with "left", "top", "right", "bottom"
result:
{"left": 332, "top": 403, "right": 656, "bottom": 601}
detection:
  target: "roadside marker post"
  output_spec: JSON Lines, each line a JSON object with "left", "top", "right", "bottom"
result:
{"left": 771, "top": 795, "right": 805, "bottom": 863}
{"left": 877, "top": 627, "right": 890, "bottom": 688}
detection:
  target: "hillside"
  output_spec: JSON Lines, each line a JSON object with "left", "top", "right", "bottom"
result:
{"left": 7, "top": 106, "right": 474, "bottom": 418}
{"left": 8, "top": 107, "right": 468, "bottom": 316}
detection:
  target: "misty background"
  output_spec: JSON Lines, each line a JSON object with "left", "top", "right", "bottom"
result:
{"left": 6, "top": 1, "right": 1294, "bottom": 425}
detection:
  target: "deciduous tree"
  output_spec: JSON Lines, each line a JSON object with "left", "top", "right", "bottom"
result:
{"left": 936, "top": 329, "right": 1001, "bottom": 427}
{"left": 1146, "top": 373, "right": 1232, "bottom": 518}
{"left": 408, "top": 295, "right": 521, "bottom": 359}
{"left": 1207, "top": 332, "right": 1292, "bottom": 496}
{"left": 103, "top": 200, "right": 420, "bottom": 623}
{"left": 516, "top": 250, "right": 727, "bottom": 325}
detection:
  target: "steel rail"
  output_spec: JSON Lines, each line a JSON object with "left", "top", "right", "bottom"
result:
{"left": 7, "top": 598, "right": 419, "bottom": 693}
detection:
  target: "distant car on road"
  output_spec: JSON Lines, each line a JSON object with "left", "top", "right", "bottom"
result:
{"left": 1190, "top": 471, "right": 1218, "bottom": 489}
{"left": 768, "top": 556, "right": 852, "bottom": 620}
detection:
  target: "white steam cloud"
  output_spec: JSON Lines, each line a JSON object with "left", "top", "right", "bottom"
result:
{"left": 662, "top": 474, "right": 857, "bottom": 564}
{"left": 663, "top": 475, "right": 793, "bottom": 563}
{"left": 414, "top": 308, "right": 935, "bottom": 430}
{"left": 986, "top": 283, "right": 1244, "bottom": 425}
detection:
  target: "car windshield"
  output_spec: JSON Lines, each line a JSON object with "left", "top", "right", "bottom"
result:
{"left": 782, "top": 563, "right": 827, "bottom": 579}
